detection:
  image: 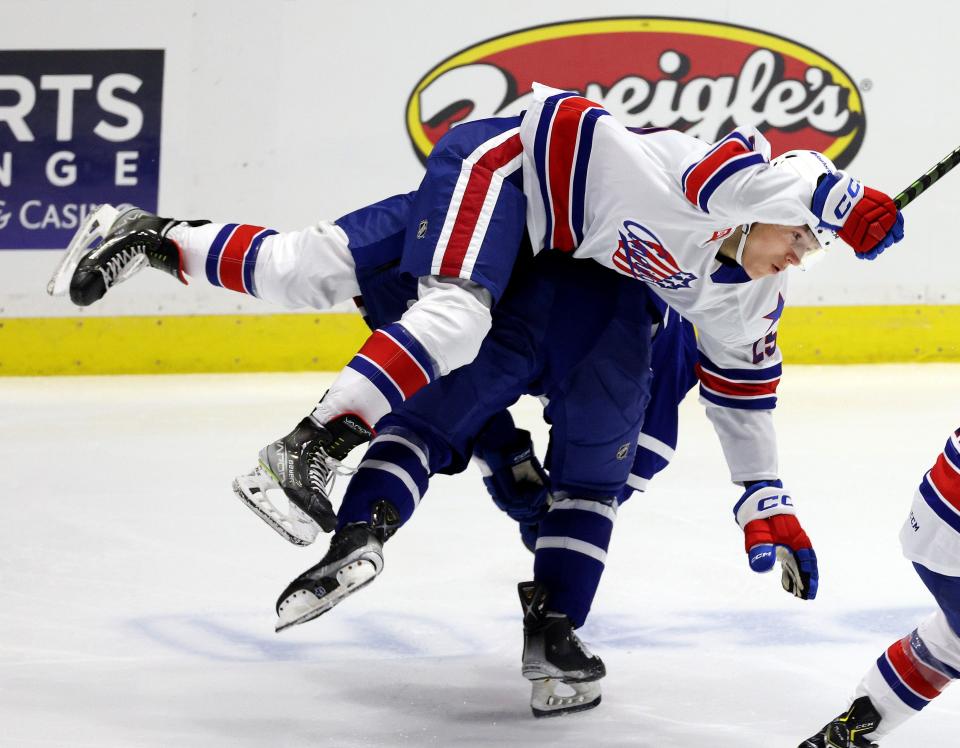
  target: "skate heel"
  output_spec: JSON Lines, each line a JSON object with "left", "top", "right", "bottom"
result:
{"left": 275, "top": 525, "right": 385, "bottom": 632}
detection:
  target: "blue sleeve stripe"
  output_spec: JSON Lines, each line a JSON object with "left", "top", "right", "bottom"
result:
{"left": 242, "top": 229, "right": 276, "bottom": 298}
{"left": 877, "top": 654, "right": 930, "bottom": 711}
{"left": 945, "top": 437, "right": 960, "bottom": 474}
{"left": 698, "top": 352, "right": 782, "bottom": 381}
{"left": 920, "top": 474, "right": 960, "bottom": 535}
{"left": 570, "top": 108, "right": 606, "bottom": 246}
{"left": 698, "top": 152, "right": 767, "bottom": 213}
{"left": 205, "top": 223, "right": 238, "bottom": 287}
{"left": 533, "top": 92, "right": 578, "bottom": 250}
{"left": 681, "top": 131, "right": 754, "bottom": 194}
{"left": 346, "top": 355, "right": 404, "bottom": 410}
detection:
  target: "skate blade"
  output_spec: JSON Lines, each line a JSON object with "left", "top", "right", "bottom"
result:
{"left": 232, "top": 467, "right": 319, "bottom": 546}
{"left": 530, "top": 679, "right": 602, "bottom": 718}
{"left": 275, "top": 559, "right": 381, "bottom": 632}
{"left": 46, "top": 204, "right": 120, "bottom": 296}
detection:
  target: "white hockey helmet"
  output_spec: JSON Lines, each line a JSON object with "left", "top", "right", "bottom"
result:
{"left": 770, "top": 150, "right": 838, "bottom": 267}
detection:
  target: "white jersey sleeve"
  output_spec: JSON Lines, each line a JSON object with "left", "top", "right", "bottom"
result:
{"left": 678, "top": 127, "right": 818, "bottom": 228}
{"left": 696, "top": 322, "right": 782, "bottom": 483}
{"left": 901, "top": 428, "right": 960, "bottom": 576}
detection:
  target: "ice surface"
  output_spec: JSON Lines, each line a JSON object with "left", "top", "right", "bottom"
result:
{"left": 3, "top": 366, "right": 959, "bottom": 747}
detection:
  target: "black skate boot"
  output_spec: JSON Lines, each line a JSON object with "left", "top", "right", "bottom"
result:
{"left": 52, "top": 204, "right": 208, "bottom": 306}
{"left": 274, "top": 501, "right": 400, "bottom": 632}
{"left": 799, "top": 696, "right": 882, "bottom": 747}
{"left": 518, "top": 581, "right": 605, "bottom": 717}
{"left": 233, "top": 413, "right": 374, "bottom": 545}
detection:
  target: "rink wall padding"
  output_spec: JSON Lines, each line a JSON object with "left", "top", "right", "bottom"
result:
{"left": 2, "top": 306, "right": 958, "bottom": 376}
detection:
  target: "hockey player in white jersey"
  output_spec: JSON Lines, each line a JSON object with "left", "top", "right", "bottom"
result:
{"left": 799, "top": 427, "right": 960, "bottom": 747}
{"left": 54, "top": 83, "right": 903, "bottom": 550}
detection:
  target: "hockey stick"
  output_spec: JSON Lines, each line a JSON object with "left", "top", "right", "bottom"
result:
{"left": 894, "top": 145, "right": 960, "bottom": 210}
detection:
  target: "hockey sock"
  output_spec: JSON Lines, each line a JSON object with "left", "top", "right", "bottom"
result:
{"left": 313, "top": 322, "right": 439, "bottom": 429}
{"left": 533, "top": 495, "right": 617, "bottom": 627}
{"left": 168, "top": 222, "right": 277, "bottom": 295}
{"left": 336, "top": 425, "right": 433, "bottom": 531}
{"left": 857, "top": 610, "right": 959, "bottom": 739}
{"left": 166, "top": 221, "right": 360, "bottom": 307}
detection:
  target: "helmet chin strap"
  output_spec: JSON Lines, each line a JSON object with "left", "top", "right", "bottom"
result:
{"left": 735, "top": 223, "right": 752, "bottom": 266}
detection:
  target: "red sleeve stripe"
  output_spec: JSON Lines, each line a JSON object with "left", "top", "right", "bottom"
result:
{"left": 433, "top": 130, "right": 522, "bottom": 279}
{"left": 900, "top": 635, "right": 954, "bottom": 692}
{"left": 682, "top": 133, "right": 752, "bottom": 209}
{"left": 355, "top": 330, "right": 431, "bottom": 400}
{"left": 887, "top": 638, "right": 945, "bottom": 700}
{"left": 929, "top": 452, "right": 960, "bottom": 508}
{"left": 544, "top": 96, "right": 598, "bottom": 251}
{"left": 218, "top": 224, "right": 267, "bottom": 294}
{"left": 695, "top": 362, "right": 780, "bottom": 397}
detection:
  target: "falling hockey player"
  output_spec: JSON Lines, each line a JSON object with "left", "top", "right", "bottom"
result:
{"left": 50, "top": 83, "right": 901, "bottom": 715}
{"left": 799, "top": 426, "right": 960, "bottom": 747}
{"left": 50, "top": 82, "right": 904, "bottom": 552}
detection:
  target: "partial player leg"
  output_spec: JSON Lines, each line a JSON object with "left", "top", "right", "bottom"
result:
{"left": 253, "top": 118, "right": 528, "bottom": 542}
{"left": 518, "top": 581, "right": 605, "bottom": 717}
{"left": 274, "top": 423, "right": 438, "bottom": 629}
{"left": 52, "top": 204, "right": 363, "bottom": 309}
{"left": 798, "top": 567, "right": 960, "bottom": 746}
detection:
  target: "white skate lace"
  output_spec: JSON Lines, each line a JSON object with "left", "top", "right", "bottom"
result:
{"left": 306, "top": 449, "right": 357, "bottom": 498}
{"left": 98, "top": 245, "right": 146, "bottom": 287}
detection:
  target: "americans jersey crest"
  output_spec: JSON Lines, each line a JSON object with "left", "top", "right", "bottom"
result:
{"left": 612, "top": 220, "right": 697, "bottom": 289}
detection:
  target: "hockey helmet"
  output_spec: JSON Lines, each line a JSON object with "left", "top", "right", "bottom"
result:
{"left": 770, "top": 149, "right": 838, "bottom": 268}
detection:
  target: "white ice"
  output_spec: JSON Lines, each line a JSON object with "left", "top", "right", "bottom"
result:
{"left": 3, "top": 366, "right": 959, "bottom": 747}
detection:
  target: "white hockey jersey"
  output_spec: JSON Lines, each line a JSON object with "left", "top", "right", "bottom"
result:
{"left": 518, "top": 84, "right": 822, "bottom": 481}
{"left": 901, "top": 429, "right": 960, "bottom": 576}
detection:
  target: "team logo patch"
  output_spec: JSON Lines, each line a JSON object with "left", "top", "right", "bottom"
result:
{"left": 406, "top": 18, "right": 864, "bottom": 167}
{"left": 612, "top": 220, "right": 697, "bottom": 289}
{"left": 616, "top": 443, "right": 630, "bottom": 460}
{"left": 417, "top": 219, "right": 428, "bottom": 239}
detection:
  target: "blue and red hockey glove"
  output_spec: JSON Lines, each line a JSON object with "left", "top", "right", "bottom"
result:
{"left": 811, "top": 171, "right": 904, "bottom": 260}
{"left": 733, "top": 480, "right": 819, "bottom": 600}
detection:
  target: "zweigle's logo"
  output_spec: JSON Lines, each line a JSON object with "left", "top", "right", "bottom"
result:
{"left": 0, "top": 49, "right": 163, "bottom": 249}
{"left": 406, "top": 18, "right": 864, "bottom": 167}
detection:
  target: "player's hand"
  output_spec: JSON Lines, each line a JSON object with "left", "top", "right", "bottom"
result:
{"left": 474, "top": 427, "right": 550, "bottom": 524}
{"left": 811, "top": 171, "right": 904, "bottom": 259}
{"left": 734, "top": 480, "right": 819, "bottom": 600}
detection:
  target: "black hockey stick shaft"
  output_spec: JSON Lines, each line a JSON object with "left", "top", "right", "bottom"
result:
{"left": 894, "top": 145, "right": 960, "bottom": 209}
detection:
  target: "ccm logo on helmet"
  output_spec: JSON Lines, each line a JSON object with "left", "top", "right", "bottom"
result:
{"left": 406, "top": 17, "right": 865, "bottom": 168}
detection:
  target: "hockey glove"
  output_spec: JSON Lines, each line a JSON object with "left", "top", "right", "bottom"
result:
{"left": 811, "top": 171, "right": 904, "bottom": 259}
{"left": 473, "top": 427, "right": 550, "bottom": 525}
{"left": 733, "top": 480, "right": 819, "bottom": 600}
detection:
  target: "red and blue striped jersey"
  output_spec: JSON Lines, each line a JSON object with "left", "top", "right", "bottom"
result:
{"left": 901, "top": 428, "right": 960, "bottom": 576}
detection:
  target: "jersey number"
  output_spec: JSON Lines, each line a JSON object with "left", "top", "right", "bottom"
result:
{"left": 752, "top": 331, "right": 778, "bottom": 364}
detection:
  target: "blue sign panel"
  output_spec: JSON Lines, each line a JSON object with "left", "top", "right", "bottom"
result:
{"left": 0, "top": 49, "right": 163, "bottom": 249}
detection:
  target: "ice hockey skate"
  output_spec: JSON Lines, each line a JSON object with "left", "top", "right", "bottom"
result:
{"left": 232, "top": 414, "right": 373, "bottom": 545}
{"left": 47, "top": 204, "right": 201, "bottom": 305}
{"left": 799, "top": 697, "right": 882, "bottom": 747}
{"left": 274, "top": 520, "right": 390, "bottom": 632}
{"left": 518, "top": 581, "right": 605, "bottom": 718}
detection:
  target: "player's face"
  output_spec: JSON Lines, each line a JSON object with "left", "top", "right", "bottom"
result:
{"left": 741, "top": 224, "right": 821, "bottom": 279}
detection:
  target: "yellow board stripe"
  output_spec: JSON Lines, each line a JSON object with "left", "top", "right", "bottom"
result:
{"left": 0, "top": 313, "right": 372, "bottom": 376}
{"left": 1, "top": 306, "right": 959, "bottom": 376}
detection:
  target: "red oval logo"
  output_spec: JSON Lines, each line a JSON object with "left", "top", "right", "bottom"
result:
{"left": 406, "top": 17, "right": 864, "bottom": 167}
